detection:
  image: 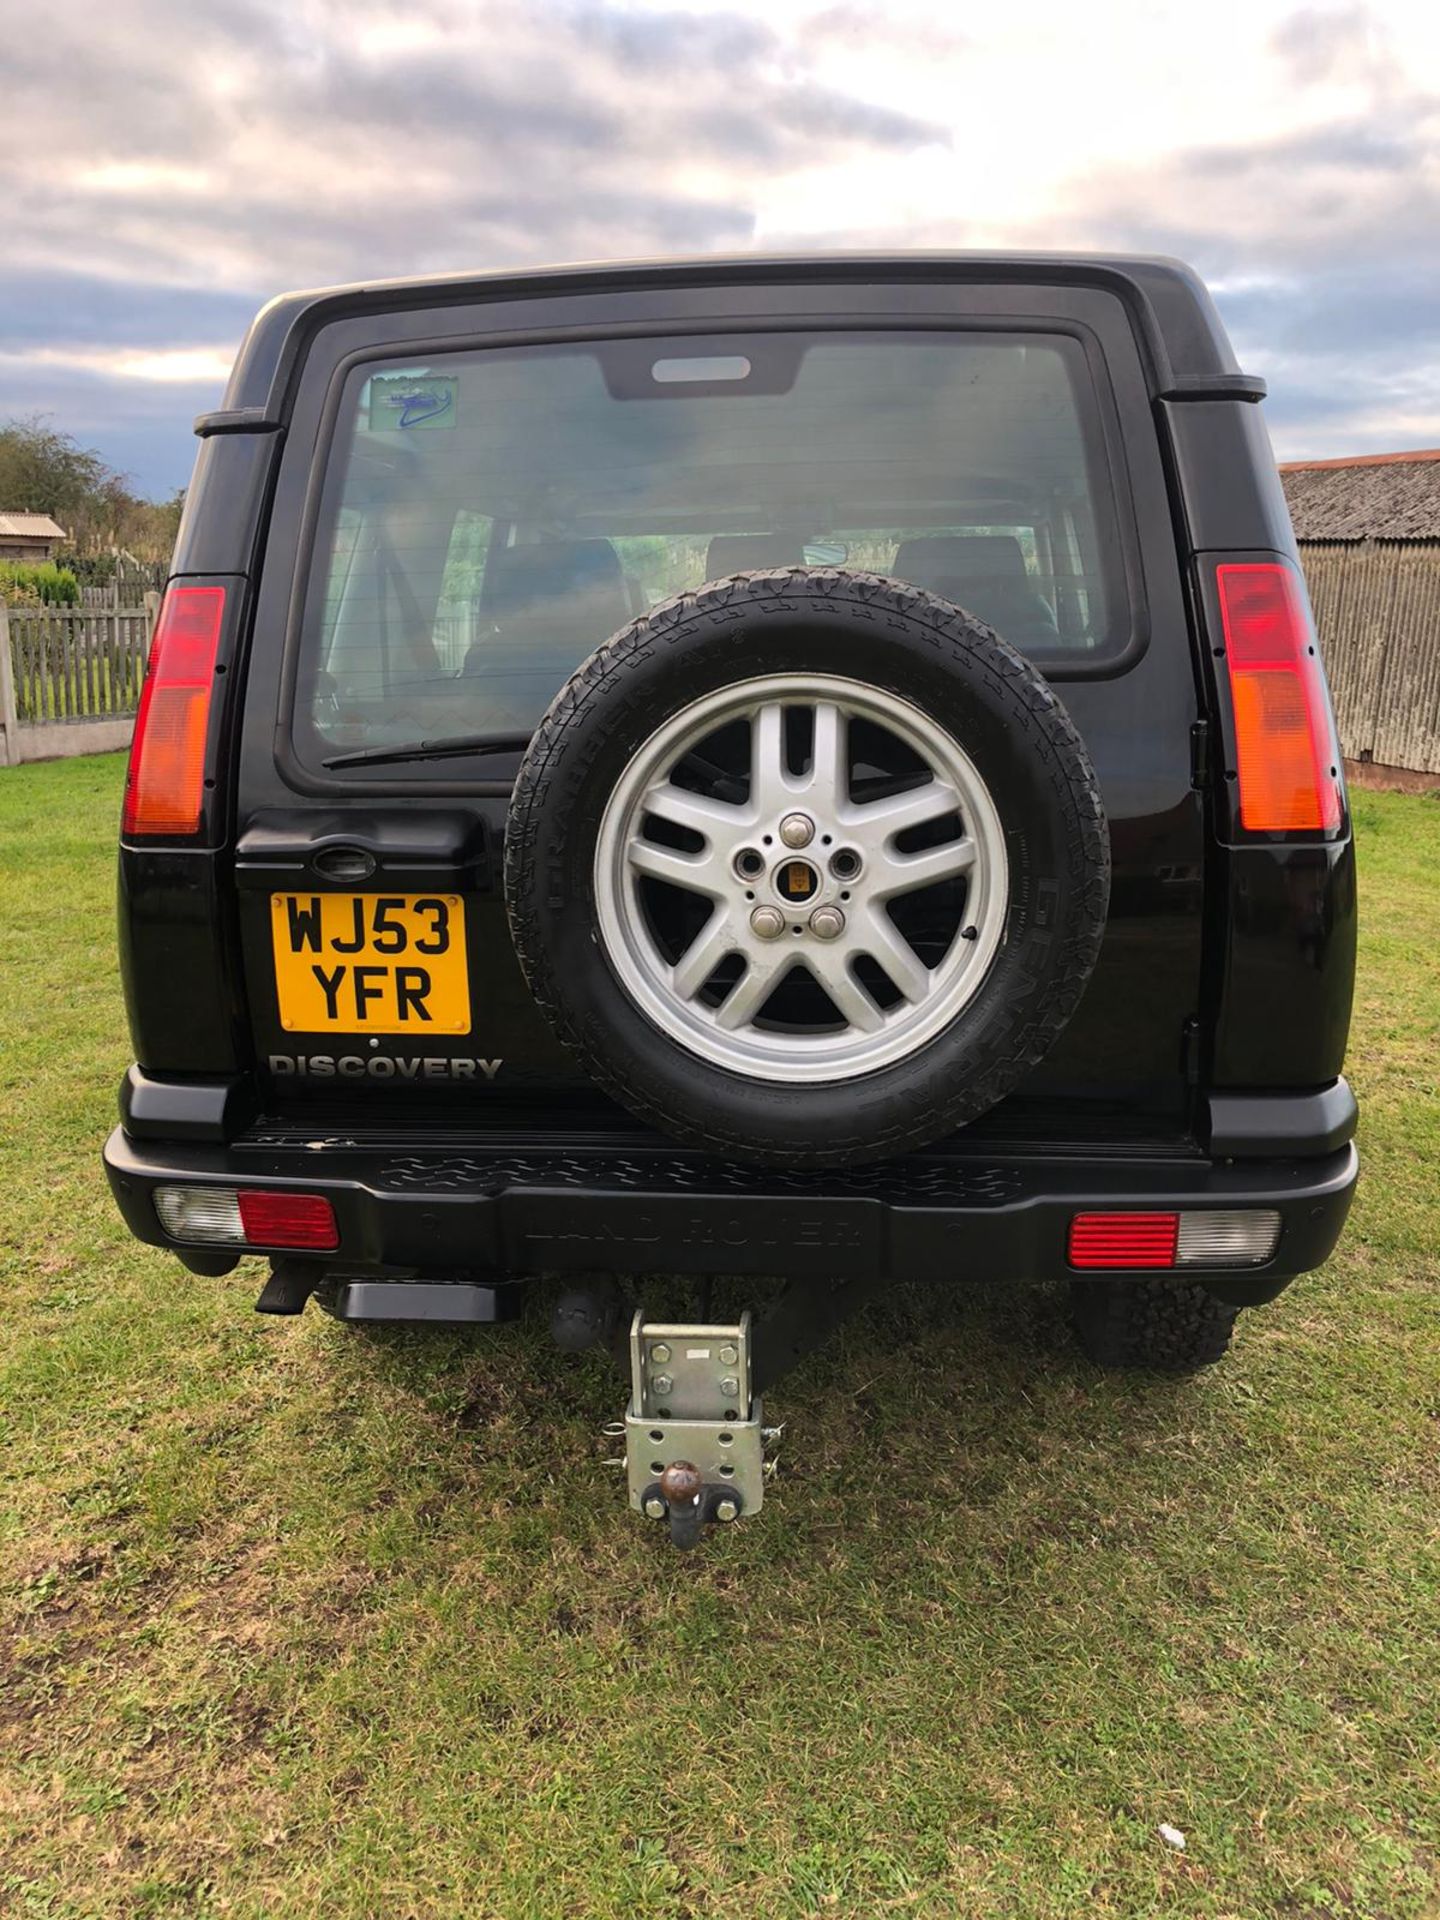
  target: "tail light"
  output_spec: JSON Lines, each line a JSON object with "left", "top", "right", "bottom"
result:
{"left": 154, "top": 1185, "right": 339, "bottom": 1251}
{"left": 122, "top": 584, "right": 226, "bottom": 836}
{"left": 1068, "top": 1212, "right": 1179, "bottom": 1269}
{"left": 1068, "top": 1209, "right": 1281, "bottom": 1270}
{"left": 1214, "top": 562, "right": 1341, "bottom": 833}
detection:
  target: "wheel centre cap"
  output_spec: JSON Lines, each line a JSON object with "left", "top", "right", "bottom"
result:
{"left": 773, "top": 858, "right": 820, "bottom": 904}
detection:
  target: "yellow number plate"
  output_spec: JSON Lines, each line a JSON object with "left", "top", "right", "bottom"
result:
{"left": 270, "top": 893, "right": 471, "bottom": 1035}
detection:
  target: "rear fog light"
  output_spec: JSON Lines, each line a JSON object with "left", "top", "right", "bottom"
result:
{"left": 1068, "top": 1209, "right": 1281, "bottom": 1270}
{"left": 154, "top": 1185, "right": 338, "bottom": 1250}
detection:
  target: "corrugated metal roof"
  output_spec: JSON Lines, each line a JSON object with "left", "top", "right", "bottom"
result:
{"left": 0, "top": 512, "right": 68, "bottom": 540}
{"left": 1280, "top": 452, "right": 1440, "bottom": 542}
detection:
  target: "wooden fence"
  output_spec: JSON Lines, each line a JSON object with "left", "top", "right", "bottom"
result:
{"left": 3, "top": 546, "right": 1438, "bottom": 775}
{"left": 0, "top": 594, "right": 158, "bottom": 765}
{"left": 1300, "top": 540, "right": 1440, "bottom": 777}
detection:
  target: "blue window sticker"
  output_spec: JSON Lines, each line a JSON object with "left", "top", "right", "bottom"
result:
{"left": 368, "top": 373, "right": 458, "bottom": 430}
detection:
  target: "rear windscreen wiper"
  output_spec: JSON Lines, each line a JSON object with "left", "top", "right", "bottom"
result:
{"left": 322, "top": 731, "right": 533, "bottom": 771}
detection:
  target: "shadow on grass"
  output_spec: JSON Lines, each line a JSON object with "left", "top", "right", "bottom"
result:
{"left": 308, "top": 1271, "right": 1220, "bottom": 1539}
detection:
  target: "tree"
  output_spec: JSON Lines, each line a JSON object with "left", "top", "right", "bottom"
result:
{"left": 0, "top": 417, "right": 108, "bottom": 530}
{"left": 0, "top": 416, "right": 182, "bottom": 564}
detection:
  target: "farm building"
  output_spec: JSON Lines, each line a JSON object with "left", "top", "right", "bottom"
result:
{"left": 1280, "top": 449, "right": 1440, "bottom": 782}
{"left": 0, "top": 512, "right": 68, "bottom": 564}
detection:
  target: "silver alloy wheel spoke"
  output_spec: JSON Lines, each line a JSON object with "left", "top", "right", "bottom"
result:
{"left": 750, "top": 702, "right": 788, "bottom": 815}
{"left": 839, "top": 777, "right": 962, "bottom": 841}
{"left": 627, "top": 838, "right": 726, "bottom": 894}
{"left": 594, "top": 673, "right": 1009, "bottom": 1085}
{"left": 716, "top": 952, "right": 794, "bottom": 1029}
{"left": 805, "top": 701, "right": 847, "bottom": 807}
{"left": 873, "top": 835, "right": 977, "bottom": 898}
{"left": 850, "top": 909, "right": 932, "bottom": 1003}
{"left": 807, "top": 952, "right": 887, "bottom": 1033}
{"left": 671, "top": 910, "right": 738, "bottom": 999}
{"left": 644, "top": 781, "right": 753, "bottom": 839}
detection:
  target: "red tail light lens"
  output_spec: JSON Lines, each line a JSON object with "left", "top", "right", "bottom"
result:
{"left": 122, "top": 584, "right": 226, "bottom": 836}
{"left": 1215, "top": 563, "right": 1341, "bottom": 833}
{"left": 1068, "top": 1212, "right": 1179, "bottom": 1269}
{"left": 235, "top": 1191, "right": 339, "bottom": 1250}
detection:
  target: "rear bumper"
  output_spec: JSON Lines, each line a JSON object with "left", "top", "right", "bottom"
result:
{"left": 103, "top": 1124, "right": 1358, "bottom": 1301}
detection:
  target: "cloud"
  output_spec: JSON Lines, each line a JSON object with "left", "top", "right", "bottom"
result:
{"left": 0, "top": 0, "right": 945, "bottom": 294}
{"left": 0, "top": 272, "right": 260, "bottom": 355}
{"left": 0, "top": 0, "right": 1436, "bottom": 488}
{"left": 936, "top": 8, "right": 1440, "bottom": 456}
{"left": 0, "top": 0, "right": 948, "bottom": 490}
{"left": 803, "top": 3, "right": 971, "bottom": 59}
{"left": 0, "top": 0, "right": 952, "bottom": 491}
{"left": 1269, "top": 4, "right": 1392, "bottom": 88}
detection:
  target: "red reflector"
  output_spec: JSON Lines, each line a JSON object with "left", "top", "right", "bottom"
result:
{"left": 236, "top": 1190, "right": 339, "bottom": 1250}
{"left": 1215, "top": 563, "right": 1341, "bottom": 833}
{"left": 122, "top": 584, "right": 226, "bottom": 836}
{"left": 1068, "top": 1212, "right": 1179, "bottom": 1270}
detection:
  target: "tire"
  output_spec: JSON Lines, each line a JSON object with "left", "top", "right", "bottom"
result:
{"left": 505, "top": 567, "right": 1109, "bottom": 1168}
{"left": 1070, "top": 1278, "right": 1241, "bottom": 1373}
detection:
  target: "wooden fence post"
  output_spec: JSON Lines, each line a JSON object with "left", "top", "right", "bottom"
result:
{"left": 0, "top": 603, "right": 17, "bottom": 767}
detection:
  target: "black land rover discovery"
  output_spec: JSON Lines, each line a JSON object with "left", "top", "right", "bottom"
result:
{"left": 104, "top": 254, "right": 1357, "bottom": 1533}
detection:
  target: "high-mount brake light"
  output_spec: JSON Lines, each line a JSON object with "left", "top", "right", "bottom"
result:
{"left": 122, "top": 584, "right": 226, "bottom": 835}
{"left": 1215, "top": 563, "right": 1341, "bottom": 833}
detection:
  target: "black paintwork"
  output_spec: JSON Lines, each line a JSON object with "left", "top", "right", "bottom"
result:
{"left": 110, "top": 252, "right": 1358, "bottom": 1289}
{"left": 104, "top": 1123, "right": 1357, "bottom": 1305}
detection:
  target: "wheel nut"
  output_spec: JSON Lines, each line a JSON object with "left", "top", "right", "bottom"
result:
{"left": 715, "top": 1497, "right": 740, "bottom": 1523}
{"left": 750, "top": 905, "right": 785, "bottom": 939}
{"left": 809, "top": 906, "right": 845, "bottom": 940}
{"left": 643, "top": 1494, "right": 667, "bottom": 1520}
{"left": 779, "top": 813, "right": 814, "bottom": 849}
{"left": 650, "top": 1344, "right": 670, "bottom": 1364}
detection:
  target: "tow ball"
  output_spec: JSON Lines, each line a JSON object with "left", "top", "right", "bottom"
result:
{"left": 622, "top": 1309, "right": 767, "bottom": 1549}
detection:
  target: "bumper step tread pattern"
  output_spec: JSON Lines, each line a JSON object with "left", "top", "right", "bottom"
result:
{"left": 316, "top": 1150, "right": 1026, "bottom": 1207}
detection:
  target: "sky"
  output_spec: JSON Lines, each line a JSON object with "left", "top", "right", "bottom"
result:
{"left": 1, "top": 0, "right": 1438, "bottom": 499}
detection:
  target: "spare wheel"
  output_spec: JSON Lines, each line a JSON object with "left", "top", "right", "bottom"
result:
{"left": 504, "top": 569, "right": 1109, "bottom": 1168}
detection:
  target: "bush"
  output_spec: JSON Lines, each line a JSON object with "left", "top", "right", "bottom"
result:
{"left": 0, "top": 560, "right": 80, "bottom": 606}
{"left": 54, "top": 547, "right": 116, "bottom": 588}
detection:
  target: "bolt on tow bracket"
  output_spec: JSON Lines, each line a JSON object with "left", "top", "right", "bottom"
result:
{"left": 623, "top": 1308, "right": 765, "bottom": 1548}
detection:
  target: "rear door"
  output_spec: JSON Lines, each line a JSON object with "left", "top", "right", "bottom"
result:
{"left": 232, "top": 275, "right": 1204, "bottom": 1132}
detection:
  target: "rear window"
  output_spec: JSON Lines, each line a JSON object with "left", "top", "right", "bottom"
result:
{"left": 295, "top": 331, "right": 1126, "bottom": 765}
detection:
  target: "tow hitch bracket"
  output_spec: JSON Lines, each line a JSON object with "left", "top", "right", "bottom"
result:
{"left": 624, "top": 1309, "right": 765, "bottom": 1548}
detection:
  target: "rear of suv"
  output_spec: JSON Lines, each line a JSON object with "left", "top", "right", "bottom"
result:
{"left": 105, "top": 254, "right": 1357, "bottom": 1518}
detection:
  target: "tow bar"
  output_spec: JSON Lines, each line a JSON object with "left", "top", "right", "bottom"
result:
{"left": 620, "top": 1309, "right": 769, "bottom": 1548}
{"left": 573, "top": 1275, "right": 878, "bottom": 1547}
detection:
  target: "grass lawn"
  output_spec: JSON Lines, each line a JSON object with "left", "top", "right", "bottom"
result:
{"left": 2, "top": 753, "right": 1437, "bottom": 1919}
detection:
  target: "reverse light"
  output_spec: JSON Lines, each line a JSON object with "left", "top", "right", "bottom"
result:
{"left": 122, "top": 584, "right": 226, "bottom": 835}
{"left": 1068, "top": 1209, "right": 1281, "bottom": 1270}
{"left": 1215, "top": 562, "right": 1341, "bottom": 833}
{"left": 154, "top": 1186, "right": 244, "bottom": 1244}
{"left": 154, "top": 1185, "right": 338, "bottom": 1251}
{"left": 1175, "top": 1209, "right": 1281, "bottom": 1267}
